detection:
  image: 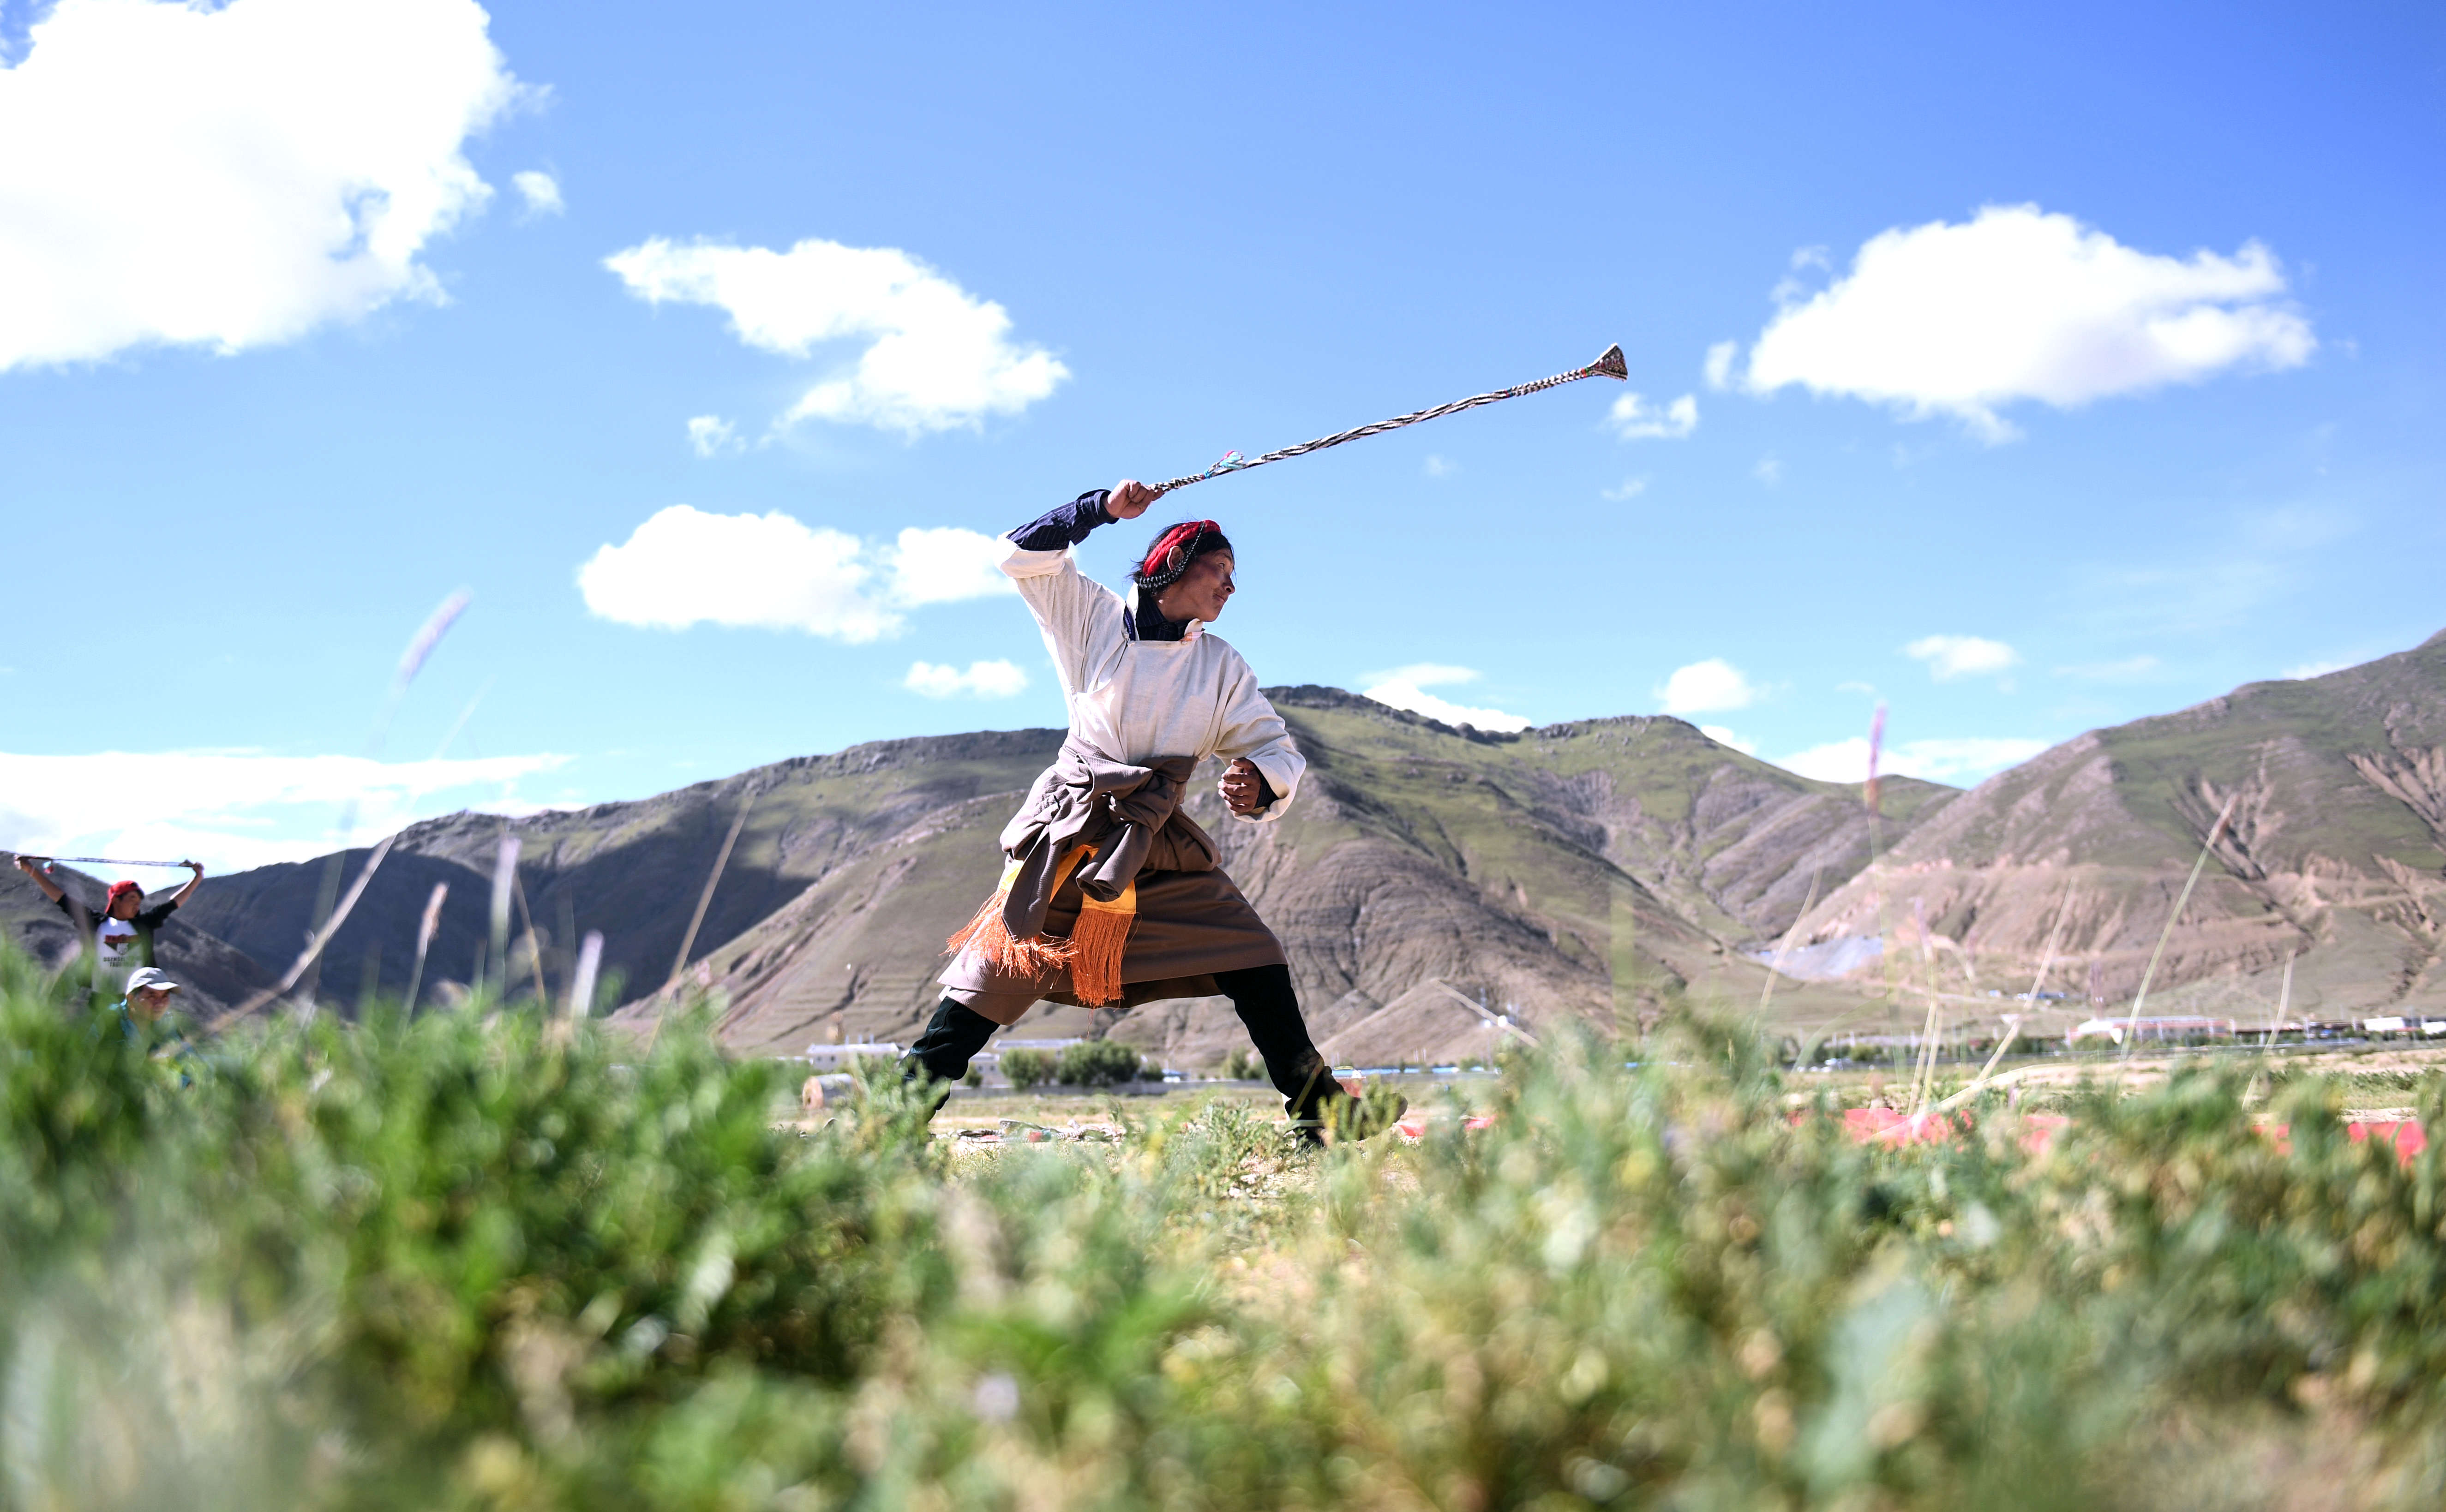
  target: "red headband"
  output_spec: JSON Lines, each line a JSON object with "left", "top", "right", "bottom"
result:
{"left": 1133, "top": 520, "right": 1230, "bottom": 589}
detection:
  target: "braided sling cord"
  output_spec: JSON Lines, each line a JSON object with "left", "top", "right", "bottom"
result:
{"left": 1153, "top": 343, "right": 1627, "bottom": 494}
{"left": 10, "top": 853, "right": 197, "bottom": 869}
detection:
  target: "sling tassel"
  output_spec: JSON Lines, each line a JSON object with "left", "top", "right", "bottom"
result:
{"left": 945, "top": 847, "right": 1091, "bottom": 978}
{"left": 1066, "top": 881, "right": 1137, "bottom": 1007}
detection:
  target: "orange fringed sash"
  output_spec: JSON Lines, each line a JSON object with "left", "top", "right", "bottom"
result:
{"left": 1067, "top": 881, "right": 1137, "bottom": 1006}
{"left": 944, "top": 844, "right": 1140, "bottom": 1006}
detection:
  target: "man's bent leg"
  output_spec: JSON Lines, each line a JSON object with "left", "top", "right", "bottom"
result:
{"left": 1213, "top": 963, "right": 1352, "bottom": 1126}
{"left": 900, "top": 997, "right": 1000, "bottom": 1100}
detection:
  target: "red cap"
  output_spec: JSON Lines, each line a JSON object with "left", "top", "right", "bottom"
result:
{"left": 107, "top": 880, "right": 143, "bottom": 906}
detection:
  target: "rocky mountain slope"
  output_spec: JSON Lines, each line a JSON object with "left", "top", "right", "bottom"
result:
{"left": 176, "top": 729, "right": 1075, "bottom": 1015}
{"left": 36, "top": 629, "right": 2446, "bottom": 1062}
{"left": 1789, "top": 629, "right": 2446, "bottom": 1027}
{"left": 169, "top": 691, "right": 1937, "bottom": 1067}
{"left": 610, "top": 688, "right": 1943, "bottom": 1065}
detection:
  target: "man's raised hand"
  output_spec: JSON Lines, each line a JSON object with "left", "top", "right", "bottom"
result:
{"left": 1106, "top": 479, "right": 1159, "bottom": 520}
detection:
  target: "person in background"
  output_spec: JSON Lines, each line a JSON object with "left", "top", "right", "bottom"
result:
{"left": 11, "top": 855, "right": 204, "bottom": 1000}
{"left": 114, "top": 965, "right": 195, "bottom": 1055}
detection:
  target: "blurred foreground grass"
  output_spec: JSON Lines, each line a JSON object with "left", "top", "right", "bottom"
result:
{"left": 2, "top": 940, "right": 2443, "bottom": 1511}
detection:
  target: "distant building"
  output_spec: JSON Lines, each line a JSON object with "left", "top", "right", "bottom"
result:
{"left": 969, "top": 1037, "right": 1081, "bottom": 1073}
{"left": 2067, "top": 1016, "right": 2236, "bottom": 1046}
{"left": 802, "top": 1042, "right": 903, "bottom": 1071}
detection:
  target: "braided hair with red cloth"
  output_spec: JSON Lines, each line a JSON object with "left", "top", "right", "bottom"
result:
{"left": 1130, "top": 519, "right": 1233, "bottom": 590}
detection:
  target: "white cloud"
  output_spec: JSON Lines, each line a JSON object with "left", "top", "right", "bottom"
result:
{"left": 881, "top": 526, "right": 1018, "bottom": 607}
{"left": 0, "top": 748, "right": 568, "bottom": 874}
{"left": 686, "top": 415, "right": 742, "bottom": 457}
{"left": 2281, "top": 657, "right": 2350, "bottom": 681}
{"left": 511, "top": 168, "right": 563, "bottom": 218}
{"left": 1904, "top": 633, "right": 2021, "bottom": 681}
{"left": 904, "top": 660, "right": 1028, "bottom": 699}
{"left": 1744, "top": 204, "right": 2315, "bottom": 441}
{"left": 1359, "top": 665, "right": 1529, "bottom": 732}
{"left": 1655, "top": 658, "right": 1758, "bottom": 715}
{"left": 603, "top": 236, "right": 1068, "bottom": 435}
{"left": 1422, "top": 454, "right": 1456, "bottom": 478}
{"left": 1703, "top": 341, "right": 1738, "bottom": 391}
{"left": 0, "top": 0, "right": 524, "bottom": 372}
{"left": 1753, "top": 455, "right": 1782, "bottom": 485}
{"left": 1601, "top": 476, "right": 1649, "bottom": 502}
{"left": 1699, "top": 725, "right": 1758, "bottom": 755}
{"left": 1607, "top": 391, "right": 1698, "bottom": 440}
{"left": 580, "top": 507, "right": 892, "bottom": 640}
{"left": 576, "top": 506, "right": 1012, "bottom": 642}
{"left": 1775, "top": 735, "right": 2050, "bottom": 787}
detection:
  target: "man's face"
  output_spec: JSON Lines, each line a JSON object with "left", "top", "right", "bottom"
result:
{"left": 1157, "top": 551, "right": 1236, "bottom": 624}
{"left": 108, "top": 891, "right": 143, "bottom": 920}
{"left": 128, "top": 986, "right": 174, "bottom": 1022}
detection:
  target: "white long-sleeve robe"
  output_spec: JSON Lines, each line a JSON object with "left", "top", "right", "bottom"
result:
{"left": 1000, "top": 539, "right": 1305, "bottom": 819}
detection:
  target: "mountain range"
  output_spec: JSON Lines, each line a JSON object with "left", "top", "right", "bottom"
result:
{"left": 1788, "top": 628, "right": 2446, "bottom": 1031}
{"left": 8, "top": 630, "right": 2441, "bottom": 1065}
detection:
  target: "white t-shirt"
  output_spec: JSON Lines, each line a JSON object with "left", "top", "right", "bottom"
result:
{"left": 95, "top": 917, "right": 140, "bottom": 992}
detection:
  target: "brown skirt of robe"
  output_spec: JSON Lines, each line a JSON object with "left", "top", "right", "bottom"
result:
{"left": 938, "top": 865, "right": 1285, "bottom": 1025}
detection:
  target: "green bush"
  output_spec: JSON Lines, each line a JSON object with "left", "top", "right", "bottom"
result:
{"left": 2, "top": 935, "right": 2443, "bottom": 1511}
{"left": 1055, "top": 1037, "right": 1148, "bottom": 1086}
{"left": 998, "top": 1046, "right": 1054, "bottom": 1088}
{"left": 1219, "top": 1046, "right": 1259, "bottom": 1081}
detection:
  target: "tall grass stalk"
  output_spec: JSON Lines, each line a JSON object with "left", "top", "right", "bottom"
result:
{"left": 1935, "top": 875, "right": 2079, "bottom": 1114}
{"left": 1908, "top": 898, "right": 1945, "bottom": 1117}
{"left": 567, "top": 929, "right": 604, "bottom": 1018}
{"left": 488, "top": 832, "right": 520, "bottom": 996}
{"left": 2118, "top": 790, "right": 2240, "bottom": 1064}
{"left": 512, "top": 863, "right": 552, "bottom": 1005}
{"left": 650, "top": 791, "right": 756, "bottom": 1049}
{"left": 403, "top": 880, "right": 448, "bottom": 1017}
{"left": 668, "top": 792, "right": 754, "bottom": 993}
{"left": 1757, "top": 866, "right": 1823, "bottom": 1018}
{"left": 2264, "top": 947, "right": 2296, "bottom": 1046}
{"left": 212, "top": 834, "right": 397, "bottom": 1029}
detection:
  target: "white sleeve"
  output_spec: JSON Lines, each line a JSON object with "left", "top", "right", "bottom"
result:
{"left": 1001, "top": 540, "right": 1124, "bottom": 699}
{"left": 1213, "top": 658, "right": 1305, "bottom": 824}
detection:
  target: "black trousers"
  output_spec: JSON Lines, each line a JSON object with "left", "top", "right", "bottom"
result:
{"left": 901, "top": 963, "right": 1350, "bottom": 1121}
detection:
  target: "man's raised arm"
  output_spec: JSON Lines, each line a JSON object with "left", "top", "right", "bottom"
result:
{"left": 11, "top": 855, "right": 66, "bottom": 904}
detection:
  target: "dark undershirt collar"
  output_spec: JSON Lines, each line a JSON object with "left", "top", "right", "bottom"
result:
{"left": 1126, "top": 585, "right": 1194, "bottom": 643}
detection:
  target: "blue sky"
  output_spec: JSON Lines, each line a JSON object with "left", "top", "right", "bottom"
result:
{"left": 3, "top": 0, "right": 2441, "bottom": 873}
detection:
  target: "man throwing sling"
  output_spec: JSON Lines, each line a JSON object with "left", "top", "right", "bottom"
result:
{"left": 903, "top": 480, "right": 1381, "bottom": 1140}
